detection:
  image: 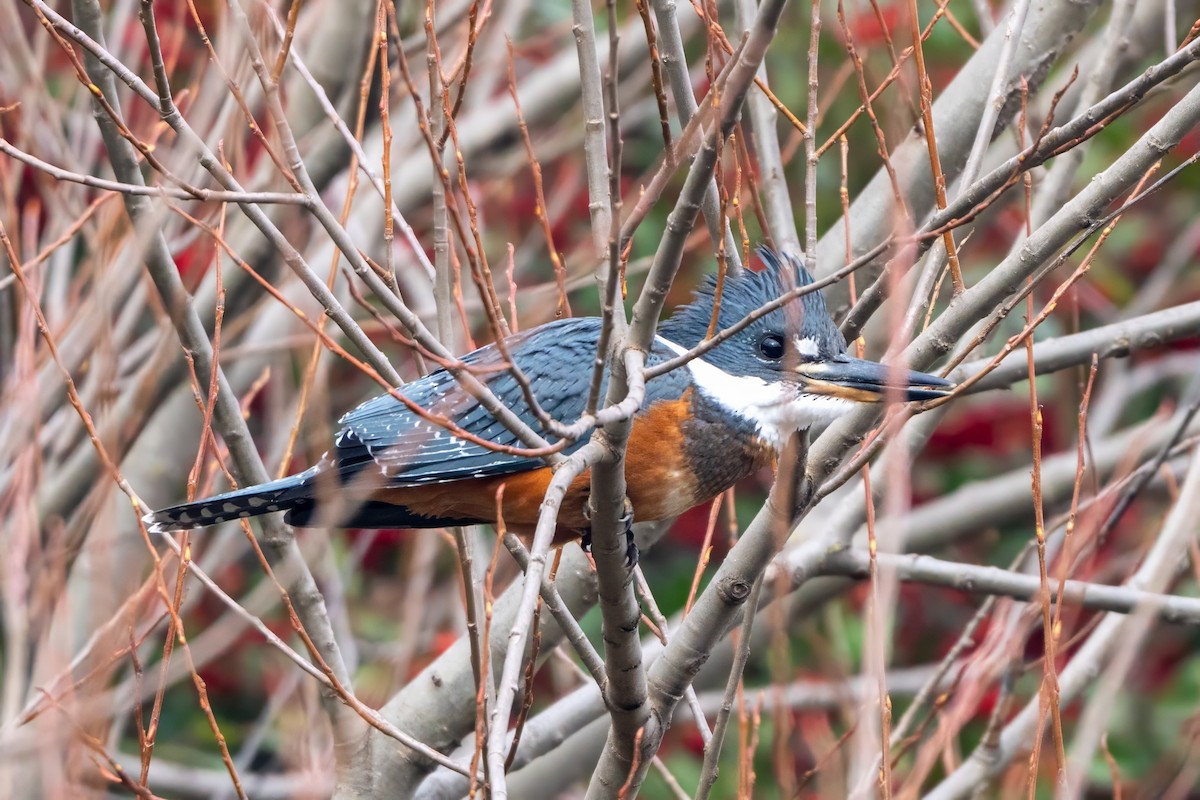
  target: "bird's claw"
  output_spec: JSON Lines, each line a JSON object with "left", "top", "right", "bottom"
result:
{"left": 579, "top": 498, "right": 638, "bottom": 568}
{"left": 620, "top": 501, "right": 639, "bottom": 568}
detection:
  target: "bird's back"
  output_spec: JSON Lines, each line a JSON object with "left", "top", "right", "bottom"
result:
{"left": 145, "top": 316, "right": 696, "bottom": 533}
{"left": 331, "top": 317, "right": 693, "bottom": 486}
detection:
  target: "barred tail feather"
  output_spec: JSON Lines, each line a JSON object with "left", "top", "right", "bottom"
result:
{"left": 143, "top": 468, "right": 318, "bottom": 533}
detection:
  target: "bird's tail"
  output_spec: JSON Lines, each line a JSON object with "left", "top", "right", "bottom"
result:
{"left": 142, "top": 467, "right": 318, "bottom": 533}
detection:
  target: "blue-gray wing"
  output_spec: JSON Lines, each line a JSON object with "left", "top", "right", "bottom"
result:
{"left": 331, "top": 318, "right": 690, "bottom": 486}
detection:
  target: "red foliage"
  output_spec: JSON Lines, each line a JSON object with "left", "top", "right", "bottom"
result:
{"left": 834, "top": 2, "right": 905, "bottom": 49}
{"left": 666, "top": 499, "right": 721, "bottom": 550}
{"left": 173, "top": 236, "right": 216, "bottom": 283}
{"left": 343, "top": 527, "right": 414, "bottom": 574}
{"left": 924, "top": 398, "right": 1059, "bottom": 459}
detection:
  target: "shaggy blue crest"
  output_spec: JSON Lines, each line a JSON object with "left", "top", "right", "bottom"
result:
{"left": 657, "top": 247, "right": 846, "bottom": 383}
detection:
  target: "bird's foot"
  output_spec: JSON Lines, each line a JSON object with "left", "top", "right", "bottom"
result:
{"left": 580, "top": 501, "right": 593, "bottom": 556}
{"left": 578, "top": 498, "right": 638, "bottom": 568}
{"left": 620, "top": 499, "right": 639, "bottom": 568}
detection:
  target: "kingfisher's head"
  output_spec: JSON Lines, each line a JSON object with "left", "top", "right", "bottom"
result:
{"left": 656, "top": 248, "right": 952, "bottom": 446}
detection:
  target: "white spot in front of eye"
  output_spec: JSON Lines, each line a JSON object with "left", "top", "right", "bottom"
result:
{"left": 794, "top": 336, "right": 819, "bottom": 358}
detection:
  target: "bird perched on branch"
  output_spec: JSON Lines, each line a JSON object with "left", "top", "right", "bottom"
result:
{"left": 145, "top": 249, "right": 951, "bottom": 563}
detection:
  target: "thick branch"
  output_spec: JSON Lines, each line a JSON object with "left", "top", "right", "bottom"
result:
{"left": 814, "top": 0, "right": 1103, "bottom": 309}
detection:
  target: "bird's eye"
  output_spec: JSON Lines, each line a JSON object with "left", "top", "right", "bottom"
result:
{"left": 757, "top": 332, "right": 785, "bottom": 361}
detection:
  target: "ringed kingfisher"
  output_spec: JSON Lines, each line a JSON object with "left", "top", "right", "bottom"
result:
{"left": 145, "top": 249, "right": 951, "bottom": 560}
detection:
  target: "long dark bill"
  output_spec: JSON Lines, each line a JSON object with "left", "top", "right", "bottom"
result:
{"left": 797, "top": 354, "right": 953, "bottom": 402}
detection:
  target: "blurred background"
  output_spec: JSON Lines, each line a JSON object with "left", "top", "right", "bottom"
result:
{"left": 4, "top": 0, "right": 1200, "bottom": 797}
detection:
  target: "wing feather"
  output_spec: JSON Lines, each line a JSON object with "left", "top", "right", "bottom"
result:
{"left": 331, "top": 318, "right": 693, "bottom": 486}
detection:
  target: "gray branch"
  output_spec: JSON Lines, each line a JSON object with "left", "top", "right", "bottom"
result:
{"left": 821, "top": 549, "right": 1200, "bottom": 626}
{"left": 814, "top": 0, "right": 1103, "bottom": 311}
{"left": 925, "top": 449, "right": 1200, "bottom": 799}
